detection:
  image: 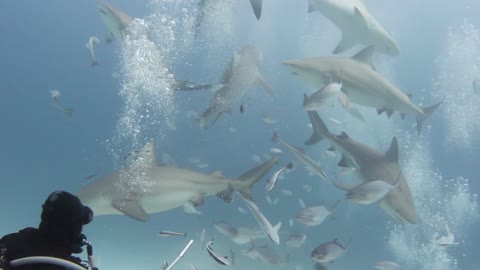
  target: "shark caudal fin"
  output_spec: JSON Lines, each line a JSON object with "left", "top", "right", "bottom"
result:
{"left": 416, "top": 97, "right": 445, "bottom": 134}
{"left": 235, "top": 154, "right": 279, "bottom": 200}
{"left": 305, "top": 110, "right": 331, "bottom": 145}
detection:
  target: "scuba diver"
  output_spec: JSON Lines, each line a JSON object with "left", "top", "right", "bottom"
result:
{"left": 0, "top": 191, "right": 98, "bottom": 270}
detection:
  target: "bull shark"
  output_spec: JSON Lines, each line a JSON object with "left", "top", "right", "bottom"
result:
{"left": 198, "top": 45, "right": 271, "bottom": 128}
{"left": 307, "top": 0, "right": 399, "bottom": 55}
{"left": 98, "top": 1, "right": 134, "bottom": 43}
{"left": 305, "top": 110, "right": 416, "bottom": 224}
{"left": 77, "top": 141, "right": 278, "bottom": 221}
{"left": 283, "top": 47, "right": 444, "bottom": 134}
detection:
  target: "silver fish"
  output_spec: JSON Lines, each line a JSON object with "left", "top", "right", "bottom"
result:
{"left": 296, "top": 203, "right": 337, "bottom": 226}
{"left": 286, "top": 233, "right": 307, "bottom": 248}
{"left": 266, "top": 163, "right": 293, "bottom": 192}
{"left": 311, "top": 239, "right": 347, "bottom": 263}
{"left": 158, "top": 231, "right": 187, "bottom": 237}
{"left": 240, "top": 194, "right": 281, "bottom": 245}
{"left": 206, "top": 239, "right": 230, "bottom": 266}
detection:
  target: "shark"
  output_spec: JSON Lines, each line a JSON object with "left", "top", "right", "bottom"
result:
{"left": 307, "top": 0, "right": 399, "bottom": 55}
{"left": 305, "top": 110, "right": 416, "bottom": 224}
{"left": 283, "top": 47, "right": 444, "bottom": 134}
{"left": 198, "top": 45, "right": 271, "bottom": 128}
{"left": 98, "top": 1, "right": 134, "bottom": 43}
{"left": 77, "top": 141, "right": 278, "bottom": 221}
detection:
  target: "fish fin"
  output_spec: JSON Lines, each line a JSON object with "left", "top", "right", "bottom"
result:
{"left": 339, "top": 131, "right": 350, "bottom": 139}
{"left": 416, "top": 97, "right": 445, "bottom": 134}
{"left": 338, "top": 91, "right": 350, "bottom": 109}
{"left": 249, "top": 0, "right": 262, "bottom": 20}
{"left": 190, "top": 195, "right": 205, "bottom": 206}
{"left": 305, "top": 111, "right": 330, "bottom": 145}
{"left": 235, "top": 155, "right": 279, "bottom": 200}
{"left": 377, "top": 108, "right": 385, "bottom": 115}
{"left": 127, "top": 141, "right": 161, "bottom": 168}
{"left": 256, "top": 72, "right": 273, "bottom": 96}
{"left": 273, "top": 222, "right": 282, "bottom": 233}
{"left": 385, "top": 137, "right": 399, "bottom": 163}
{"left": 212, "top": 170, "right": 225, "bottom": 177}
{"left": 112, "top": 199, "right": 150, "bottom": 222}
{"left": 351, "top": 46, "right": 376, "bottom": 70}
{"left": 333, "top": 33, "right": 356, "bottom": 54}
{"left": 337, "top": 154, "right": 351, "bottom": 168}
{"left": 217, "top": 183, "right": 234, "bottom": 203}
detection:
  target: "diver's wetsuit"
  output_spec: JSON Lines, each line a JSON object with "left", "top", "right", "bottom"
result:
{"left": 0, "top": 227, "right": 84, "bottom": 270}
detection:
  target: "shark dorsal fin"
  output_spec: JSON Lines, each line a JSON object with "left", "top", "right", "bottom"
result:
{"left": 128, "top": 141, "right": 160, "bottom": 168}
{"left": 339, "top": 132, "right": 350, "bottom": 139}
{"left": 337, "top": 154, "right": 350, "bottom": 168}
{"left": 385, "top": 137, "right": 399, "bottom": 163}
{"left": 351, "top": 46, "right": 376, "bottom": 70}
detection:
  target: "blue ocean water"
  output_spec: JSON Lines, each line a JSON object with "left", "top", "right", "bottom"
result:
{"left": 1, "top": 1, "right": 479, "bottom": 270}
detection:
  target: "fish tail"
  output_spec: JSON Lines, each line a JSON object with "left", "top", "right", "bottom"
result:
{"left": 416, "top": 97, "right": 445, "bottom": 134}
{"left": 235, "top": 154, "right": 279, "bottom": 200}
{"left": 305, "top": 111, "right": 330, "bottom": 145}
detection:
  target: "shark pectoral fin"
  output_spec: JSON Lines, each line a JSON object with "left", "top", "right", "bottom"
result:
{"left": 333, "top": 33, "right": 356, "bottom": 54}
{"left": 255, "top": 73, "right": 273, "bottom": 96}
{"left": 190, "top": 195, "right": 205, "bottom": 206}
{"left": 386, "top": 110, "right": 394, "bottom": 118}
{"left": 416, "top": 97, "right": 445, "bottom": 134}
{"left": 112, "top": 200, "right": 150, "bottom": 222}
{"left": 338, "top": 91, "right": 350, "bottom": 109}
{"left": 351, "top": 46, "right": 376, "bottom": 70}
{"left": 249, "top": 0, "right": 262, "bottom": 20}
{"left": 236, "top": 155, "right": 279, "bottom": 200}
{"left": 305, "top": 111, "right": 330, "bottom": 145}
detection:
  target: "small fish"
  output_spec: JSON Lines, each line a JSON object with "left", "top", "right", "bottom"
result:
{"left": 269, "top": 148, "right": 283, "bottom": 154}
{"left": 237, "top": 207, "right": 247, "bottom": 214}
{"left": 375, "top": 260, "right": 400, "bottom": 270}
{"left": 272, "top": 198, "right": 279, "bottom": 205}
{"left": 303, "top": 185, "right": 312, "bottom": 193}
{"left": 183, "top": 204, "right": 202, "bottom": 215}
{"left": 303, "top": 82, "right": 343, "bottom": 111}
{"left": 206, "top": 239, "right": 230, "bottom": 266}
{"left": 286, "top": 233, "right": 307, "bottom": 248}
{"left": 86, "top": 36, "right": 100, "bottom": 66}
{"left": 435, "top": 224, "right": 459, "bottom": 248}
{"left": 240, "top": 104, "right": 246, "bottom": 113}
{"left": 338, "top": 174, "right": 400, "bottom": 204}
{"left": 200, "top": 228, "right": 206, "bottom": 246}
{"left": 214, "top": 222, "right": 238, "bottom": 238}
{"left": 263, "top": 115, "right": 278, "bottom": 124}
{"left": 311, "top": 239, "right": 347, "bottom": 263}
{"left": 296, "top": 202, "right": 339, "bottom": 226}
{"left": 158, "top": 231, "right": 187, "bottom": 237}
{"left": 86, "top": 174, "right": 97, "bottom": 180}
{"left": 265, "top": 163, "right": 293, "bottom": 192}
{"left": 49, "top": 90, "right": 73, "bottom": 117}
{"left": 279, "top": 189, "right": 293, "bottom": 196}
{"left": 240, "top": 195, "right": 281, "bottom": 245}
{"left": 298, "top": 198, "right": 306, "bottom": 209}
{"left": 197, "top": 163, "right": 209, "bottom": 168}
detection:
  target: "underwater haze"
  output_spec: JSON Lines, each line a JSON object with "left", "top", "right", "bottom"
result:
{"left": 1, "top": 0, "right": 480, "bottom": 270}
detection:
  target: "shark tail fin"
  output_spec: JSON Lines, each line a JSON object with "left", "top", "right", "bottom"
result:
{"left": 249, "top": 0, "right": 262, "bottom": 20}
{"left": 235, "top": 154, "right": 279, "bottom": 200}
{"left": 416, "top": 97, "right": 445, "bottom": 134}
{"left": 305, "top": 111, "right": 330, "bottom": 145}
